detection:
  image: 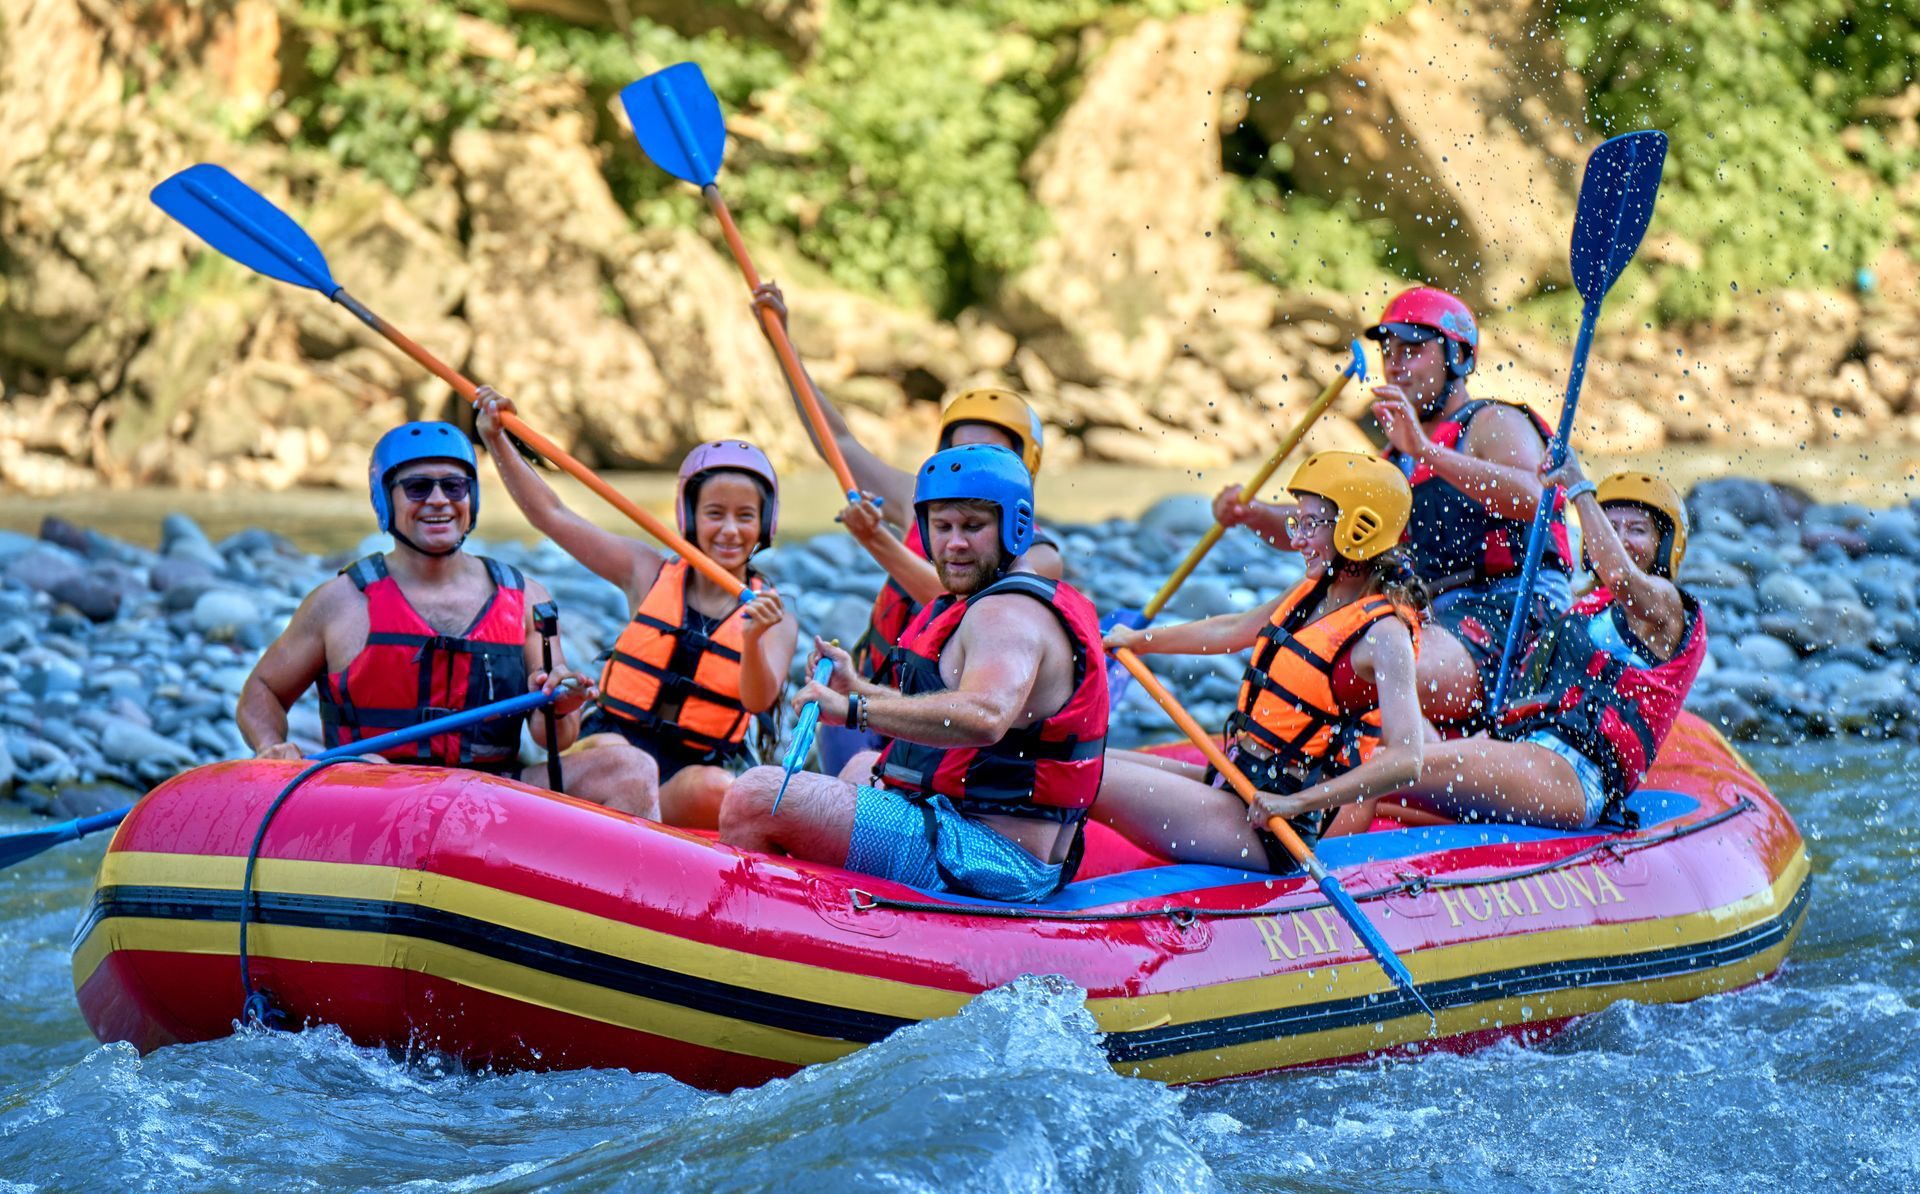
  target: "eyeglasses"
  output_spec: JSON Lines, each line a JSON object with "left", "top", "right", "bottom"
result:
{"left": 1285, "top": 513, "right": 1336, "bottom": 536}
{"left": 396, "top": 475, "right": 472, "bottom": 503}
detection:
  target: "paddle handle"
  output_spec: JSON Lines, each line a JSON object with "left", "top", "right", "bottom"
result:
{"left": 1111, "top": 647, "right": 1323, "bottom": 878}
{"left": 1141, "top": 363, "right": 1358, "bottom": 621}
{"left": 1488, "top": 300, "right": 1599, "bottom": 711}
{"left": 702, "top": 186, "right": 861, "bottom": 503}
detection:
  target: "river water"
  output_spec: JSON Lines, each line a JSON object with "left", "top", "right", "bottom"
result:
{"left": 0, "top": 740, "right": 1913, "bottom": 1191}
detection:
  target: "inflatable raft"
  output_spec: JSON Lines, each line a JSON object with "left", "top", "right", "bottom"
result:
{"left": 73, "top": 712, "right": 1807, "bottom": 1089}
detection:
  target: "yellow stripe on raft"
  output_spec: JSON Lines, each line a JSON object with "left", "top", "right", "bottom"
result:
{"left": 76, "top": 852, "right": 973, "bottom": 1023}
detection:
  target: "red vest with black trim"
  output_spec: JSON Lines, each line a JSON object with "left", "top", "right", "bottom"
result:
{"left": 852, "top": 521, "right": 1059, "bottom": 683}
{"left": 1387, "top": 399, "right": 1573, "bottom": 590}
{"left": 595, "top": 559, "right": 763, "bottom": 757}
{"left": 1496, "top": 586, "right": 1707, "bottom": 809}
{"left": 318, "top": 553, "right": 530, "bottom": 772}
{"left": 874, "top": 572, "right": 1108, "bottom": 822}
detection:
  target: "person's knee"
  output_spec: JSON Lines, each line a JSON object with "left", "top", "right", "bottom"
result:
{"left": 719, "top": 766, "right": 781, "bottom": 841}
{"left": 565, "top": 743, "right": 660, "bottom": 817}
{"left": 837, "top": 750, "right": 879, "bottom": 784}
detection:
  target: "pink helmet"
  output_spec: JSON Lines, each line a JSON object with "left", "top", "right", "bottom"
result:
{"left": 1366, "top": 286, "right": 1479, "bottom": 378}
{"left": 676, "top": 441, "right": 779, "bottom": 551}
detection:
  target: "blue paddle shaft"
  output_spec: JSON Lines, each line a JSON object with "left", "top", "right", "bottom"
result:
{"left": 774, "top": 659, "right": 837, "bottom": 814}
{"left": 0, "top": 689, "right": 562, "bottom": 870}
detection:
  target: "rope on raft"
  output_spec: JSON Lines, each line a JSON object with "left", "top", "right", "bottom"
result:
{"left": 847, "top": 797, "right": 1756, "bottom": 923}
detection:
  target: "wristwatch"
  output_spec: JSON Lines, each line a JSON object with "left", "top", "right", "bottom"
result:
{"left": 1564, "top": 479, "right": 1597, "bottom": 504}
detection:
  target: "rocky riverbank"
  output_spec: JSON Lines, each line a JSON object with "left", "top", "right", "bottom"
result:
{"left": 1, "top": 478, "right": 1914, "bottom": 820}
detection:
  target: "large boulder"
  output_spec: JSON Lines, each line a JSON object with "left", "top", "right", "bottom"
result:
{"left": 1249, "top": 0, "right": 1583, "bottom": 307}
{"left": 999, "top": 10, "right": 1247, "bottom": 389}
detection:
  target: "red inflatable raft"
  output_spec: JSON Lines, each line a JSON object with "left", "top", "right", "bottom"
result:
{"left": 73, "top": 713, "right": 1807, "bottom": 1089}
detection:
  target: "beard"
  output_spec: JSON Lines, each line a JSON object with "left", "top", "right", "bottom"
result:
{"left": 935, "top": 549, "right": 1002, "bottom": 595}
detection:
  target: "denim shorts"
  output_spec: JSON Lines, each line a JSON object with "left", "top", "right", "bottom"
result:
{"left": 1521, "top": 730, "right": 1608, "bottom": 829}
{"left": 843, "top": 786, "right": 1063, "bottom": 903}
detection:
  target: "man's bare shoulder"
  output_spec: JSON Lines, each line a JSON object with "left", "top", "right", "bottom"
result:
{"left": 296, "top": 573, "right": 362, "bottom": 622}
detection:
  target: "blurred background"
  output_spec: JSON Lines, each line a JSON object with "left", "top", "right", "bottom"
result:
{"left": 5, "top": 0, "right": 1920, "bottom": 541}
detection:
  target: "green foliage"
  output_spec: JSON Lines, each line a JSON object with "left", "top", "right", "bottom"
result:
{"left": 1224, "top": 178, "right": 1403, "bottom": 293}
{"left": 1243, "top": 0, "right": 1416, "bottom": 79}
{"left": 1560, "top": 0, "right": 1914, "bottom": 322}
{"left": 280, "top": 0, "right": 509, "bottom": 193}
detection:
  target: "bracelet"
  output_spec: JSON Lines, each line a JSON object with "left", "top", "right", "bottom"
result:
{"left": 856, "top": 694, "right": 871, "bottom": 733}
{"left": 843, "top": 693, "right": 862, "bottom": 730}
{"left": 1564, "top": 479, "right": 1597, "bottom": 504}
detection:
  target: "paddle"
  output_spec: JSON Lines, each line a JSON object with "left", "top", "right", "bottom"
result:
{"left": 0, "top": 688, "right": 562, "bottom": 872}
{"left": 1488, "top": 130, "right": 1668, "bottom": 713}
{"left": 619, "top": 63, "right": 862, "bottom": 507}
{"left": 772, "top": 657, "right": 837, "bottom": 814}
{"left": 149, "top": 164, "right": 751, "bottom": 604}
{"left": 1111, "top": 647, "right": 1435, "bottom": 1020}
{"left": 1102, "top": 339, "right": 1369, "bottom": 707}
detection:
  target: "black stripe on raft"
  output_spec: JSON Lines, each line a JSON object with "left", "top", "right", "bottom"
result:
{"left": 78, "top": 870, "right": 1809, "bottom": 1061}
{"left": 78, "top": 886, "right": 915, "bottom": 1044}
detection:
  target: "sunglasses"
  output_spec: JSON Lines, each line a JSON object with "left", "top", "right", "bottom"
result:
{"left": 396, "top": 475, "right": 472, "bottom": 503}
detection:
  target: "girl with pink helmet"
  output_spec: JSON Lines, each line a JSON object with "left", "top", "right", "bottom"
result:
{"left": 477, "top": 389, "right": 798, "bottom": 827}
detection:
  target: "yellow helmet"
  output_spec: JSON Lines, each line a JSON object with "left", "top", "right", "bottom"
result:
{"left": 939, "top": 388, "right": 1044, "bottom": 474}
{"left": 1286, "top": 451, "right": 1411, "bottom": 562}
{"left": 1596, "top": 472, "right": 1689, "bottom": 578}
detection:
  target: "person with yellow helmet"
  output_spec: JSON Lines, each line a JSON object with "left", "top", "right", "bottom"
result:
{"left": 1215, "top": 286, "right": 1573, "bottom": 730}
{"left": 1100, "top": 452, "right": 1427, "bottom": 870}
{"left": 1385, "top": 448, "right": 1706, "bottom": 830}
{"left": 750, "top": 283, "right": 1065, "bottom": 774}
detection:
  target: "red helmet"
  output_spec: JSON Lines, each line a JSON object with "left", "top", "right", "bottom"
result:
{"left": 1366, "top": 286, "right": 1478, "bottom": 377}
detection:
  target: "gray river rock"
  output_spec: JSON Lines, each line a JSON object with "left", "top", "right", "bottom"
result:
{"left": 1, "top": 479, "right": 1916, "bottom": 817}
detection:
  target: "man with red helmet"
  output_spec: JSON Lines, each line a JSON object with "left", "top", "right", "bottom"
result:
{"left": 1216, "top": 286, "right": 1573, "bottom": 726}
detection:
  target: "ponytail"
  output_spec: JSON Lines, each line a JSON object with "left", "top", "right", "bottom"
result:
{"left": 1367, "top": 545, "right": 1428, "bottom": 629}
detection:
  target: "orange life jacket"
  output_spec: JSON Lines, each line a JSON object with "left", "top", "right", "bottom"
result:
{"left": 595, "top": 559, "right": 764, "bottom": 757}
{"left": 1227, "top": 575, "right": 1421, "bottom": 781}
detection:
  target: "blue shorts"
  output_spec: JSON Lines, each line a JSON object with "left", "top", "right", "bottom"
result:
{"left": 1521, "top": 730, "right": 1608, "bottom": 829}
{"left": 843, "top": 785, "right": 1064, "bottom": 903}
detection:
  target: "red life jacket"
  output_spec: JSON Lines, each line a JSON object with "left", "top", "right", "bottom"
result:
{"left": 1496, "top": 586, "right": 1707, "bottom": 812}
{"left": 317, "top": 554, "right": 530, "bottom": 772}
{"left": 873, "top": 572, "right": 1109, "bottom": 824}
{"left": 852, "top": 521, "right": 1059, "bottom": 683}
{"left": 1387, "top": 399, "right": 1573, "bottom": 591}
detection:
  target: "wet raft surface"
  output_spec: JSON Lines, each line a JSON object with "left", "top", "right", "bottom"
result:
{"left": 4, "top": 740, "right": 1913, "bottom": 1190}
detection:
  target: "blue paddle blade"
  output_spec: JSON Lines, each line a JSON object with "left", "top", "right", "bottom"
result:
{"left": 1317, "top": 871, "right": 1435, "bottom": 1019}
{"left": 620, "top": 63, "right": 727, "bottom": 186}
{"left": 1570, "top": 130, "right": 1668, "bottom": 302}
{"left": 151, "top": 164, "right": 338, "bottom": 295}
{"left": 773, "top": 659, "right": 835, "bottom": 814}
{"left": 0, "top": 806, "right": 128, "bottom": 870}
{"left": 1344, "top": 337, "right": 1369, "bottom": 382}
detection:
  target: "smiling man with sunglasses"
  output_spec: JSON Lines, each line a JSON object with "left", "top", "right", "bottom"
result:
{"left": 237, "top": 422, "right": 653, "bottom": 803}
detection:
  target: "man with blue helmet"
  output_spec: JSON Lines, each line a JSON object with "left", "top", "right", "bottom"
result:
{"left": 719, "top": 445, "right": 1110, "bottom": 903}
{"left": 237, "top": 422, "right": 652, "bottom": 804}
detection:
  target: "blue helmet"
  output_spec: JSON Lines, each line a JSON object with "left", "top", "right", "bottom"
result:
{"left": 369, "top": 422, "right": 480, "bottom": 536}
{"left": 914, "top": 444, "right": 1035, "bottom": 563}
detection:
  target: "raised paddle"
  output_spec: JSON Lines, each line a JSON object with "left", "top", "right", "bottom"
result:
{"left": 149, "top": 164, "right": 751, "bottom": 604}
{"left": 772, "top": 657, "right": 837, "bottom": 814}
{"left": 1110, "top": 647, "right": 1436, "bottom": 1021}
{"left": 1102, "top": 338, "right": 1369, "bottom": 707}
{"left": 1488, "top": 130, "right": 1668, "bottom": 712}
{"left": 0, "top": 687, "right": 563, "bottom": 872}
{"left": 620, "top": 64, "right": 863, "bottom": 507}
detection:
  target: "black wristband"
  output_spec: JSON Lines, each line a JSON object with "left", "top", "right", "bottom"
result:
{"left": 844, "top": 693, "right": 862, "bottom": 729}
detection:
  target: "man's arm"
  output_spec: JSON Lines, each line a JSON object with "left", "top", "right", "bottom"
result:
{"left": 859, "top": 596, "right": 1051, "bottom": 747}
{"left": 236, "top": 579, "right": 342, "bottom": 759}
{"left": 1429, "top": 404, "right": 1554, "bottom": 521}
{"left": 752, "top": 283, "right": 914, "bottom": 520}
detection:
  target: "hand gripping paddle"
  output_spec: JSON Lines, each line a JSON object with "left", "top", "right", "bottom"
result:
{"left": 1489, "top": 130, "right": 1668, "bottom": 714}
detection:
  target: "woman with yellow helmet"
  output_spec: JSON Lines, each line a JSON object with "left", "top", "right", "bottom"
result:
{"left": 750, "top": 283, "right": 1065, "bottom": 774}
{"left": 1386, "top": 448, "right": 1706, "bottom": 830}
{"left": 1100, "top": 452, "right": 1427, "bottom": 871}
